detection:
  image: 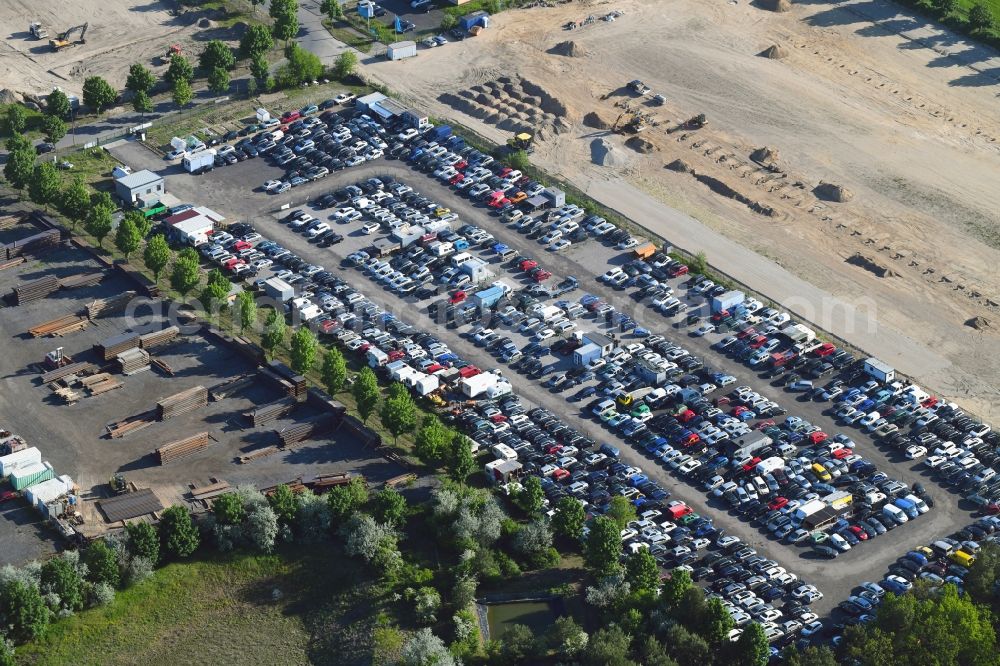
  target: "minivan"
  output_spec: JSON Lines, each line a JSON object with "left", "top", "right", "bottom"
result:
{"left": 882, "top": 504, "right": 908, "bottom": 525}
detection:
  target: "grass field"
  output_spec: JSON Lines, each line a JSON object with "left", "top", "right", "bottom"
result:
{"left": 16, "top": 545, "right": 383, "bottom": 666}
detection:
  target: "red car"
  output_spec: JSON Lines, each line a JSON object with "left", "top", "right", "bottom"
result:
{"left": 848, "top": 525, "right": 869, "bottom": 541}
{"left": 814, "top": 342, "right": 836, "bottom": 357}
{"left": 808, "top": 431, "right": 828, "bottom": 445}
{"left": 488, "top": 196, "right": 510, "bottom": 209}
{"left": 449, "top": 173, "right": 465, "bottom": 185}
{"left": 449, "top": 290, "right": 467, "bottom": 304}
{"left": 832, "top": 447, "right": 853, "bottom": 459}
{"left": 677, "top": 409, "right": 697, "bottom": 423}
{"left": 498, "top": 167, "right": 513, "bottom": 178}
{"left": 454, "top": 160, "right": 468, "bottom": 171}
{"left": 732, "top": 405, "right": 751, "bottom": 417}
{"left": 741, "top": 457, "right": 762, "bottom": 472}
{"left": 544, "top": 444, "right": 564, "bottom": 455}
{"left": 552, "top": 468, "right": 570, "bottom": 482}
{"left": 735, "top": 327, "right": 757, "bottom": 340}
{"left": 519, "top": 259, "right": 538, "bottom": 272}
{"left": 748, "top": 336, "right": 768, "bottom": 349}
{"left": 768, "top": 497, "right": 789, "bottom": 511}
{"left": 281, "top": 110, "right": 301, "bottom": 122}
{"left": 0, "top": 490, "right": 17, "bottom": 503}
{"left": 668, "top": 264, "right": 689, "bottom": 277}
{"left": 532, "top": 270, "right": 552, "bottom": 282}
{"left": 755, "top": 419, "right": 776, "bottom": 430}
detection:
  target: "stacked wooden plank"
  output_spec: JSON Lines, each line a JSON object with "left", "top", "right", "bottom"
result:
{"left": 80, "top": 373, "right": 112, "bottom": 387}
{"left": 150, "top": 358, "right": 174, "bottom": 376}
{"left": 0, "top": 214, "right": 22, "bottom": 231}
{"left": 95, "top": 333, "right": 140, "bottom": 361}
{"left": 189, "top": 480, "right": 231, "bottom": 502}
{"left": 0, "top": 257, "right": 25, "bottom": 271}
{"left": 59, "top": 271, "right": 105, "bottom": 290}
{"left": 261, "top": 478, "right": 308, "bottom": 496}
{"left": 29, "top": 315, "right": 87, "bottom": 338}
{"left": 307, "top": 473, "right": 355, "bottom": 493}
{"left": 156, "top": 432, "right": 210, "bottom": 465}
{"left": 245, "top": 397, "right": 298, "bottom": 427}
{"left": 139, "top": 326, "right": 179, "bottom": 349}
{"left": 256, "top": 367, "right": 298, "bottom": 400}
{"left": 116, "top": 348, "right": 150, "bottom": 375}
{"left": 53, "top": 386, "right": 80, "bottom": 404}
{"left": 156, "top": 386, "right": 208, "bottom": 420}
{"left": 12, "top": 275, "right": 59, "bottom": 305}
{"left": 106, "top": 412, "right": 155, "bottom": 439}
{"left": 238, "top": 446, "right": 280, "bottom": 464}
{"left": 86, "top": 292, "right": 136, "bottom": 319}
{"left": 385, "top": 473, "right": 418, "bottom": 489}
{"left": 87, "top": 378, "right": 123, "bottom": 396}
{"left": 276, "top": 414, "right": 337, "bottom": 447}
{"left": 4, "top": 229, "right": 60, "bottom": 260}
{"left": 266, "top": 361, "right": 307, "bottom": 398}
{"left": 40, "top": 361, "right": 95, "bottom": 385}
{"left": 209, "top": 374, "right": 255, "bottom": 401}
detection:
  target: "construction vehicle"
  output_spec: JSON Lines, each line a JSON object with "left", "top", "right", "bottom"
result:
{"left": 506, "top": 132, "right": 534, "bottom": 154}
{"left": 627, "top": 79, "right": 651, "bottom": 95}
{"left": 29, "top": 22, "right": 49, "bottom": 40}
{"left": 667, "top": 114, "right": 708, "bottom": 134}
{"left": 158, "top": 44, "right": 182, "bottom": 65}
{"left": 109, "top": 473, "right": 130, "bottom": 495}
{"left": 49, "top": 23, "right": 88, "bottom": 51}
{"left": 43, "top": 347, "right": 73, "bottom": 371}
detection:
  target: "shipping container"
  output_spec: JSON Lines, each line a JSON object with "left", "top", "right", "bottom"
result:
{"left": 633, "top": 242, "right": 656, "bottom": 260}
{"left": 387, "top": 41, "right": 417, "bottom": 61}
{"left": 573, "top": 343, "right": 603, "bottom": 367}
{"left": 0, "top": 446, "right": 41, "bottom": 477}
{"left": 26, "top": 475, "right": 73, "bottom": 512}
{"left": 262, "top": 277, "right": 294, "bottom": 303}
{"left": 864, "top": 357, "right": 895, "bottom": 383}
{"left": 472, "top": 285, "right": 505, "bottom": 309}
{"left": 182, "top": 149, "right": 216, "bottom": 173}
{"left": 11, "top": 461, "right": 54, "bottom": 491}
{"left": 710, "top": 290, "right": 746, "bottom": 314}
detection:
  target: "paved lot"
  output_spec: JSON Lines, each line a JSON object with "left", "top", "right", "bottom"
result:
{"left": 113, "top": 141, "right": 984, "bottom": 615}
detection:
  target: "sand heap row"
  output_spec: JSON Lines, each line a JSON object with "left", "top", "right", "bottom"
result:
{"left": 438, "top": 76, "right": 572, "bottom": 136}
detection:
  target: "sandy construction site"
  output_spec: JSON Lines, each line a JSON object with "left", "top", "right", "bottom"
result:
{"left": 366, "top": 0, "right": 1000, "bottom": 419}
{"left": 0, "top": 0, "right": 242, "bottom": 98}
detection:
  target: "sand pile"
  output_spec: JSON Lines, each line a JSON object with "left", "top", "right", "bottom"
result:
{"left": 583, "top": 111, "right": 610, "bottom": 129}
{"left": 666, "top": 159, "right": 693, "bottom": 173}
{"left": 814, "top": 182, "right": 854, "bottom": 202}
{"left": 438, "top": 76, "right": 571, "bottom": 138}
{"left": 591, "top": 138, "right": 626, "bottom": 167}
{"left": 198, "top": 18, "right": 215, "bottom": 28}
{"left": 625, "top": 136, "right": 656, "bottom": 153}
{"left": 759, "top": 0, "right": 792, "bottom": 11}
{"left": 548, "top": 41, "right": 586, "bottom": 57}
{"left": 760, "top": 44, "right": 789, "bottom": 59}
{"left": 750, "top": 146, "right": 779, "bottom": 164}
{"left": 966, "top": 316, "right": 993, "bottom": 331}
{"left": 847, "top": 253, "right": 897, "bottom": 277}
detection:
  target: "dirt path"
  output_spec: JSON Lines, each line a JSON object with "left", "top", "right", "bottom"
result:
{"left": 364, "top": 0, "right": 1000, "bottom": 419}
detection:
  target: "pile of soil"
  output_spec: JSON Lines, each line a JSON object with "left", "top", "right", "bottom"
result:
{"left": 750, "top": 146, "right": 779, "bottom": 164}
{"left": 847, "top": 253, "right": 896, "bottom": 277}
{"left": 814, "top": 182, "right": 854, "bottom": 202}
{"left": 591, "top": 138, "right": 626, "bottom": 167}
{"left": 625, "top": 136, "right": 655, "bottom": 153}
{"left": 197, "top": 18, "right": 215, "bottom": 28}
{"left": 760, "top": 44, "right": 789, "bottom": 59}
{"left": 583, "top": 111, "right": 610, "bottom": 129}
{"left": 548, "top": 40, "right": 586, "bottom": 57}
{"left": 966, "top": 316, "right": 994, "bottom": 331}
{"left": 759, "top": 0, "right": 793, "bottom": 11}
{"left": 666, "top": 159, "right": 693, "bottom": 173}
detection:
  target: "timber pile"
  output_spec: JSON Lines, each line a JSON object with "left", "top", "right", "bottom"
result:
{"left": 261, "top": 478, "right": 307, "bottom": 495}
{"left": 139, "top": 326, "right": 179, "bottom": 349}
{"left": 59, "top": 271, "right": 105, "bottom": 290}
{"left": 50, "top": 317, "right": 88, "bottom": 337}
{"left": 276, "top": 414, "right": 337, "bottom": 447}
{"left": 308, "top": 473, "right": 355, "bottom": 492}
{"left": 0, "top": 214, "right": 22, "bottom": 231}
{"left": 29, "top": 314, "right": 86, "bottom": 338}
{"left": 116, "top": 348, "right": 150, "bottom": 375}
{"left": 106, "top": 412, "right": 155, "bottom": 438}
{"left": 385, "top": 473, "right": 417, "bottom": 489}
{"left": 245, "top": 397, "right": 298, "bottom": 427}
{"left": 79, "top": 373, "right": 112, "bottom": 388}
{"left": 87, "top": 378, "right": 123, "bottom": 396}
{"left": 12, "top": 275, "right": 59, "bottom": 305}
{"left": 86, "top": 292, "right": 136, "bottom": 319}
{"left": 156, "top": 385, "right": 207, "bottom": 420}
{"left": 4, "top": 229, "right": 60, "bottom": 260}
{"left": 156, "top": 431, "right": 210, "bottom": 465}
{"left": 209, "top": 374, "right": 255, "bottom": 401}
{"left": 188, "top": 480, "right": 231, "bottom": 502}
{"left": 41, "top": 361, "right": 95, "bottom": 384}
{"left": 53, "top": 386, "right": 81, "bottom": 404}
{"left": 150, "top": 358, "right": 175, "bottom": 376}
{"left": 0, "top": 257, "right": 25, "bottom": 271}
{"left": 267, "top": 361, "right": 307, "bottom": 397}
{"left": 95, "top": 333, "right": 140, "bottom": 361}
{"left": 238, "top": 446, "right": 280, "bottom": 463}
{"left": 257, "top": 367, "right": 299, "bottom": 400}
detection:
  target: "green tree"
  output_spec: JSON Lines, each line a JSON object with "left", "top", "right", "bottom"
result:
{"left": 199, "top": 40, "right": 235, "bottom": 71}
{"left": 552, "top": 496, "right": 586, "bottom": 542}
{"left": 214, "top": 492, "right": 245, "bottom": 525}
{"left": 125, "top": 63, "right": 156, "bottom": 94}
{"left": 208, "top": 65, "right": 231, "bottom": 95}
{"left": 271, "top": 0, "right": 300, "bottom": 43}
{"left": 624, "top": 548, "right": 659, "bottom": 597}
{"left": 582, "top": 625, "right": 634, "bottom": 666}
{"left": 321, "top": 0, "right": 344, "bottom": 20}
{"left": 353, "top": 367, "right": 380, "bottom": 424}
{"left": 966, "top": 543, "right": 1000, "bottom": 601}
{"left": 159, "top": 505, "right": 200, "bottom": 559}
{"left": 40, "top": 115, "right": 66, "bottom": 143}
{"left": 3, "top": 148, "right": 34, "bottom": 190}
{"left": 169, "top": 248, "right": 200, "bottom": 296}
{"left": 278, "top": 44, "right": 323, "bottom": 86}
{"left": 236, "top": 290, "right": 257, "bottom": 331}
{"left": 0, "top": 635, "right": 14, "bottom": 666}
{"left": 84, "top": 540, "right": 121, "bottom": 588}
{"left": 515, "top": 475, "right": 545, "bottom": 515}
{"left": 664, "top": 624, "right": 709, "bottom": 665}
{"left": 85, "top": 203, "right": 114, "bottom": 247}
{"left": 82, "top": 76, "right": 116, "bottom": 113}
{"left": 28, "top": 163, "right": 60, "bottom": 209}
{"left": 495, "top": 623, "right": 537, "bottom": 665}
{"left": 546, "top": 615, "right": 589, "bottom": 659}
{"left": 125, "top": 521, "right": 160, "bottom": 564}
{"left": 414, "top": 415, "right": 452, "bottom": 465}
{"left": 692, "top": 250, "right": 708, "bottom": 275}
{"left": 333, "top": 51, "right": 358, "bottom": 80}
{"left": 46, "top": 89, "right": 71, "bottom": 119}
{"left": 290, "top": 326, "right": 318, "bottom": 374}
{"left": 267, "top": 484, "right": 298, "bottom": 529}
{"left": 381, "top": 385, "right": 417, "bottom": 443}
{"left": 261, "top": 309, "right": 287, "bottom": 359}
{"left": 240, "top": 24, "right": 274, "bottom": 60}
{"left": 143, "top": 234, "right": 172, "bottom": 281}
{"left": 91, "top": 189, "right": 113, "bottom": 209}
{"left": 250, "top": 0, "right": 266, "bottom": 13}
{"left": 326, "top": 477, "right": 368, "bottom": 524}
{"left": 700, "top": 596, "right": 735, "bottom": 645}
{"left": 446, "top": 434, "right": 475, "bottom": 483}
{"left": 250, "top": 53, "right": 270, "bottom": 82}
{"left": 59, "top": 177, "right": 90, "bottom": 225}
{"left": 5, "top": 105, "right": 26, "bottom": 134}
{"left": 734, "top": 622, "right": 769, "bottom": 666}
{"left": 372, "top": 488, "right": 407, "bottom": 526}
{"left": 485, "top": 0, "right": 503, "bottom": 14}
{"left": 172, "top": 78, "right": 194, "bottom": 108}
{"left": 782, "top": 645, "right": 838, "bottom": 666}
{"left": 636, "top": 636, "right": 678, "bottom": 666}
{"left": 166, "top": 54, "right": 194, "bottom": 85}
{"left": 132, "top": 90, "right": 153, "bottom": 117}
{"left": 970, "top": 2, "right": 996, "bottom": 32}
{"left": 40, "top": 556, "right": 84, "bottom": 612}
{"left": 507, "top": 149, "right": 530, "bottom": 173}
{"left": 441, "top": 14, "right": 457, "bottom": 31}
{"left": 659, "top": 568, "right": 694, "bottom": 612}
{"left": 114, "top": 214, "right": 142, "bottom": 261}
{"left": 933, "top": 0, "right": 958, "bottom": 16}
{"left": 200, "top": 269, "right": 230, "bottom": 311}
{"left": 605, "top": 495, "right": 636, "bottom": 530}
{"left": 584, "top": 516, "right": 622, "bottom": 576}
{"left": 0, "top": 580, "right": 48, "bottom": 642}
{"left": 321, "top": 346, "right": 347, "bottom": 394}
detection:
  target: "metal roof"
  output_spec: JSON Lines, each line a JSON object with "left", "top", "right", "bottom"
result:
{"left": 865, "top": 357, "right": 894, "bottom": 372}
{"left": 115, "top": 169, "right": 162, "bottom": 190}
{"left": 98, "top": 488, "right": 164, "bottom": 523}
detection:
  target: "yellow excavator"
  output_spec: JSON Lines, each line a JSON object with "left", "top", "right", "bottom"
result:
{"left": 506, "top": 132, "right": 534, "bottom": 154}
{"left": 49, "top": 23, "right": 88, "bottom": 51}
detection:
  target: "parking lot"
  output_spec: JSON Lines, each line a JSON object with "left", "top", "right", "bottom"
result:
{"left": 103, "top": 109, "right": 998, "bottom": 640}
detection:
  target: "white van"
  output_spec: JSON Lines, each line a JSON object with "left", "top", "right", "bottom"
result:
{"left": 592, "top": 399, "right": 615, "bottom": 416}
{"left": 755, "top": 457, "right": 785, "bottom": 475}
{"left": 882, "top": 504, "right": 908, "bottom": 525}
{"left": 903, "top": 494, "right": 929, "bottom": 514}
{"left": 491, "top": 443, "right": 517, "bottom": 461}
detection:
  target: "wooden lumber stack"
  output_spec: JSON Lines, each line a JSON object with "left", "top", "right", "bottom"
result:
{"left": 307, "top": 473, "right": 355, "bottom": 493}
{"left": 86, "top": 292, "right": 136, "bottom": 319}
{"left": 261, "top": 478, "right": 307, "bottom": 495}
{"left": 0, "top": 214, "right": 22, "bottom": 231}
{"left": 266, "top": 361, "right": 307, "bottom": 398}
{"left": 5, "top": 229, "right": 60, "bottom": 260}
{"left": 95, "top": 333, "right": 140, "bottom": 361}
{"left": 116, "top": 348, "right": 150, "bottom": 375}
{"left": 87, "top": 378, "right": 123, "bottom": 396}
{"left": 245, "top": 397, "right": 298, "bottom": 427}
{"left": 80, "top": 373, "right": 112, "bottom": 387}
{"left": 12, "top": 275, "right": 59, "bottom": 305}
{"left": 156, "top": 431, "right": 210, "bottom": 465}
{"left": 29, "top": 314, "right": 86, "bottom": 338}
{"left": 209, "top": 374, "right": 255, "bottom": 401}
{"left": 257, "top": 367, "right": 298, "bottom": 400}
{"left": 189, "top": 480, "right": 231, "bottom": 502}
{"left": 0, "top": 257, "right": 25, "bottom": 271}
{"left": 106, "top": 412, "right": 155, "bottom": 438}
{"left": 139, "top": 326, "right": 179, "bottom": 349}
{"left": 276, "top": 414, "right": 337, "bottom": 447}
{"left": 40, "top": 361, "right": 95, "bottom": 385}
{"left": 59, "top": 271, "right": 105, "bottom": 290}
{"left": 150, "top": 358, "right": 174, "bottom": 376}
{"left": 156, "top": 386, "right": 208, "bottom": 420}
{"left": 385, "top": 473, "right": 417, "bottom": 489}
{"left": 238, "top": 446, "right": 280, "bottom": 464}
{"left": 53, "top": 386, "right": 81, "bottom": 404}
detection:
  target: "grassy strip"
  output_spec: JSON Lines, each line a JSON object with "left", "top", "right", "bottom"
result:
{"left": 322, "top": 18, "right": 376, "bottom": 53}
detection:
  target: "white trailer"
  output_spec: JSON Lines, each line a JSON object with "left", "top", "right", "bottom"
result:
{"left": 182, "top": 149, "right": 216, "bottom": 173}
{"left": 864, "top": 357, "right": 895, "bottom": 383}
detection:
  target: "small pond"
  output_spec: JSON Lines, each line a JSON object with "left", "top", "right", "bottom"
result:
{"left": 484, "top": 599, "right": 562, "bottom": 640}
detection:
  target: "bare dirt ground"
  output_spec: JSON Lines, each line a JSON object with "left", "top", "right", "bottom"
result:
{"left": 364, "top": 0, "right": 1000, "bottom": 419}
{"left": 0, "top": 0, "right": 243, "bottom": 98}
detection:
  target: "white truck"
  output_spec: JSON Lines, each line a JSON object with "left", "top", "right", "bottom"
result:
{"left": 183, "top": 149, "right": 216, "bottom": 173}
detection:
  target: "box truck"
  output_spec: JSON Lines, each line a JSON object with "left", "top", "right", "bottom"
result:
{"left": 183, "top": 149, "right": 216, "bottom": 173}
{"left": 710, "top": 290, "right": 746, "bottom": 314}
{"left": 262, "top": 277, "right": 294, "bottom": 303}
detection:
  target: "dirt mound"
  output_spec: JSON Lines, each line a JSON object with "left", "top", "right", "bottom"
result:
{"left": 760, "top": 44, "right": 789, "bottom": 59}
{"left": 591, "top": 138, "right": 627, "bottom": 167}
{"left": 847, "top": 253, "right": 897, "bottom": 277}
{"left": 625, "top": 136, "right": 656, "bottom": 153}
{"left": 548, "top": 40, "right": 586, "bottom": 57}
{"left": 583, "top": 111, "right": 610, "bottom": 129}
{"left": 197, "top": 18, "right": 215, "bottom": 28}
{"left": 966, "top": 316, "right": 994, "bottom": 331}
{"left": 814, "top": 182, "right": 853, "bottom": 202}
{"left": 666, "top": 159, "right": 693, "bottom": 173}
{"left": 750, "top": 146, "right": 779, "bottom": 164}
{"left": 758, "top": 0, "right": 792, "bottom": 11}
{"left": 0, "top": 89, "right": 23, "bottom": 105}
